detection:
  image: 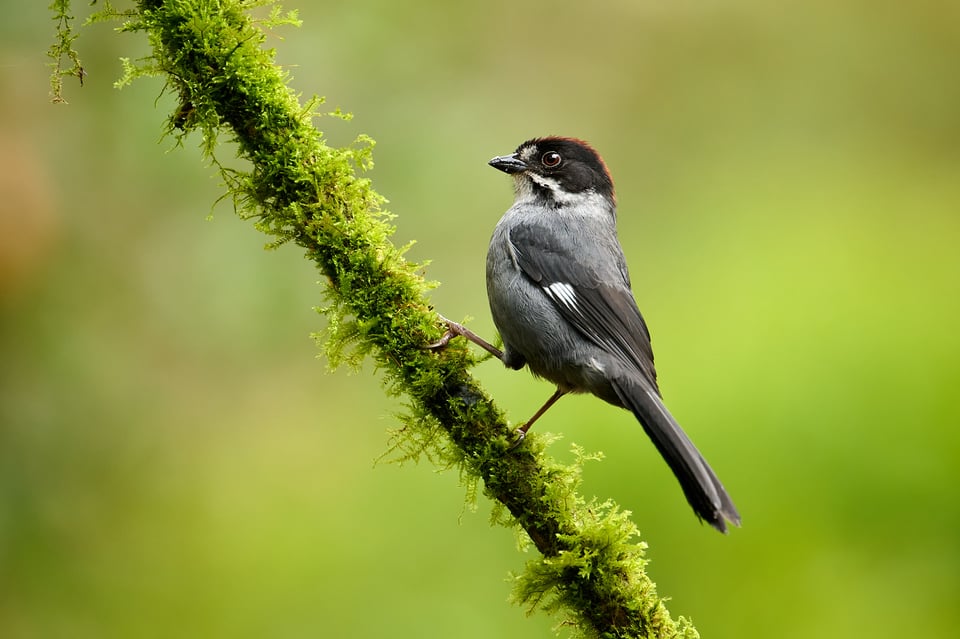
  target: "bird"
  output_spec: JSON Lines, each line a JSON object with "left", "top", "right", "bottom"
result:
{"left": 431, "top": 136, "right": 740, "bottom": 533}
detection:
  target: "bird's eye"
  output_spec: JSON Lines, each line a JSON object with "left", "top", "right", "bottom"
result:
{"left": 541, "top": 151, "right": 562, "bottom": 168}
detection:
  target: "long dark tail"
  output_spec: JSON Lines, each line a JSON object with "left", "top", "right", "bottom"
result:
{"left": 611, "top": 375, "right": 740, "bottom": 533}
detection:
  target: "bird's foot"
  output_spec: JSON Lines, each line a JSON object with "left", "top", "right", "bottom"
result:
{"left": 507, "top": 426, "right": 529, "bottom": 451}
{"left": 425, "top": 314, "right": 504, "bottom": 360}
{"left": 424, "top": 315, "right": 464, "bottom": 351}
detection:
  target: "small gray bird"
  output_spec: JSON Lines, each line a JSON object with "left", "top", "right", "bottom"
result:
{"left": 433, "top": 137, "right": 740, "bottom": 533}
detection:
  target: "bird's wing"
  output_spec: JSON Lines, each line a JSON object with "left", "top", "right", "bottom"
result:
{"left": 507, "top": 223, "right": 660, "bottom": 394}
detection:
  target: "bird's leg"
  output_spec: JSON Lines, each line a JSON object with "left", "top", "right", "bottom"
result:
{"left": 427, "top": 314, "right": 504, "bottom": 360}
{"left": 428, "top": 314, "right": 563, "bottom": 448}
{"left": 512, "top": 387, "right": 567, "bottom": 446}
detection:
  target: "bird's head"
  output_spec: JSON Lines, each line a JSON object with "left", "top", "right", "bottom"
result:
{"left": 489, "top": 137, "right": 615, "bottom": 208}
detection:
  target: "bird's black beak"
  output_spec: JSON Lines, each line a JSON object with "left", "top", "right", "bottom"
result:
{"left": 489, "top": 153, "right": 527, "bottom": 174}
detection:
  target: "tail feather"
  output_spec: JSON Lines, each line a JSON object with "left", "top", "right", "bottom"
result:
{"left": 611, "top": 375, "right": 740, "bottom": 533}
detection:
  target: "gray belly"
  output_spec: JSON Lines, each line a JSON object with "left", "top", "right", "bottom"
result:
{"left": 485, "top": 249, "right": 621, "bottom": 406}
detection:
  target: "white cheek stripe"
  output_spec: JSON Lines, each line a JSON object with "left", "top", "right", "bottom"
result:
{"left": 526, "top": 173, "right": 590, "bottom": 205}
{"left": 528, "top": 173, "right": 560, "bottom": 191}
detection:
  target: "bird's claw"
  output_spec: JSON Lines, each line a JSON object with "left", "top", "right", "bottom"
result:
{"left": 424, "top": 314, "right": 505, "bottom": 361}
{"left": 508, "top": 426, "right": 529, "bottom": 451}
{"left": 425, "top": 330, "right": 455, "bottom": 351}
{"left": 424, "top": 315, "right": 461, "bottom": 351}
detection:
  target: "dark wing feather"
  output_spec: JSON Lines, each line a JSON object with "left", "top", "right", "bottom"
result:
{"left": 508, "top": 223, "right": 741, "bottom": 531}
{"left": 508, "top": 223, "right": 660, "bottom": 394}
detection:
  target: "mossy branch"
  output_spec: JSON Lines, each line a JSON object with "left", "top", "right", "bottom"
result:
{"left": 51, "top": 2, "right": 700, "bottom": 637}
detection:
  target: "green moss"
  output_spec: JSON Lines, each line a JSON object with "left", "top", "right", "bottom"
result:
{"left": 48, "top": 1, "right": 702, "bottom": 636}
{"left": 47, "top": 0, "right": 86, "bottom": 103}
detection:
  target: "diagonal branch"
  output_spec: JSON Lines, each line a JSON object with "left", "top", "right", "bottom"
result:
{"left": 63, "top": 1, "right": 702, "bottom": 636}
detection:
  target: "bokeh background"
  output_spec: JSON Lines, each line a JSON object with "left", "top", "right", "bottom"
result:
{"left": 2, "top": 1, "right": 958, "bottom": 637}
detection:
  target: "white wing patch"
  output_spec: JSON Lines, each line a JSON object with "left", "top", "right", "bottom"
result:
{"left": 544, "top": 282, "right": 579, "bottom": 313}
{"left": 588, "top": 357, "right": 606, "bottom": 373}
{"left": 543, "top": 280, "right": 621, "bottom": 357}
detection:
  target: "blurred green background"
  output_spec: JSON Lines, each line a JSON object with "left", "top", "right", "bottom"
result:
{"left": 2, "top": 1, "right": 959, "bottom": 637}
